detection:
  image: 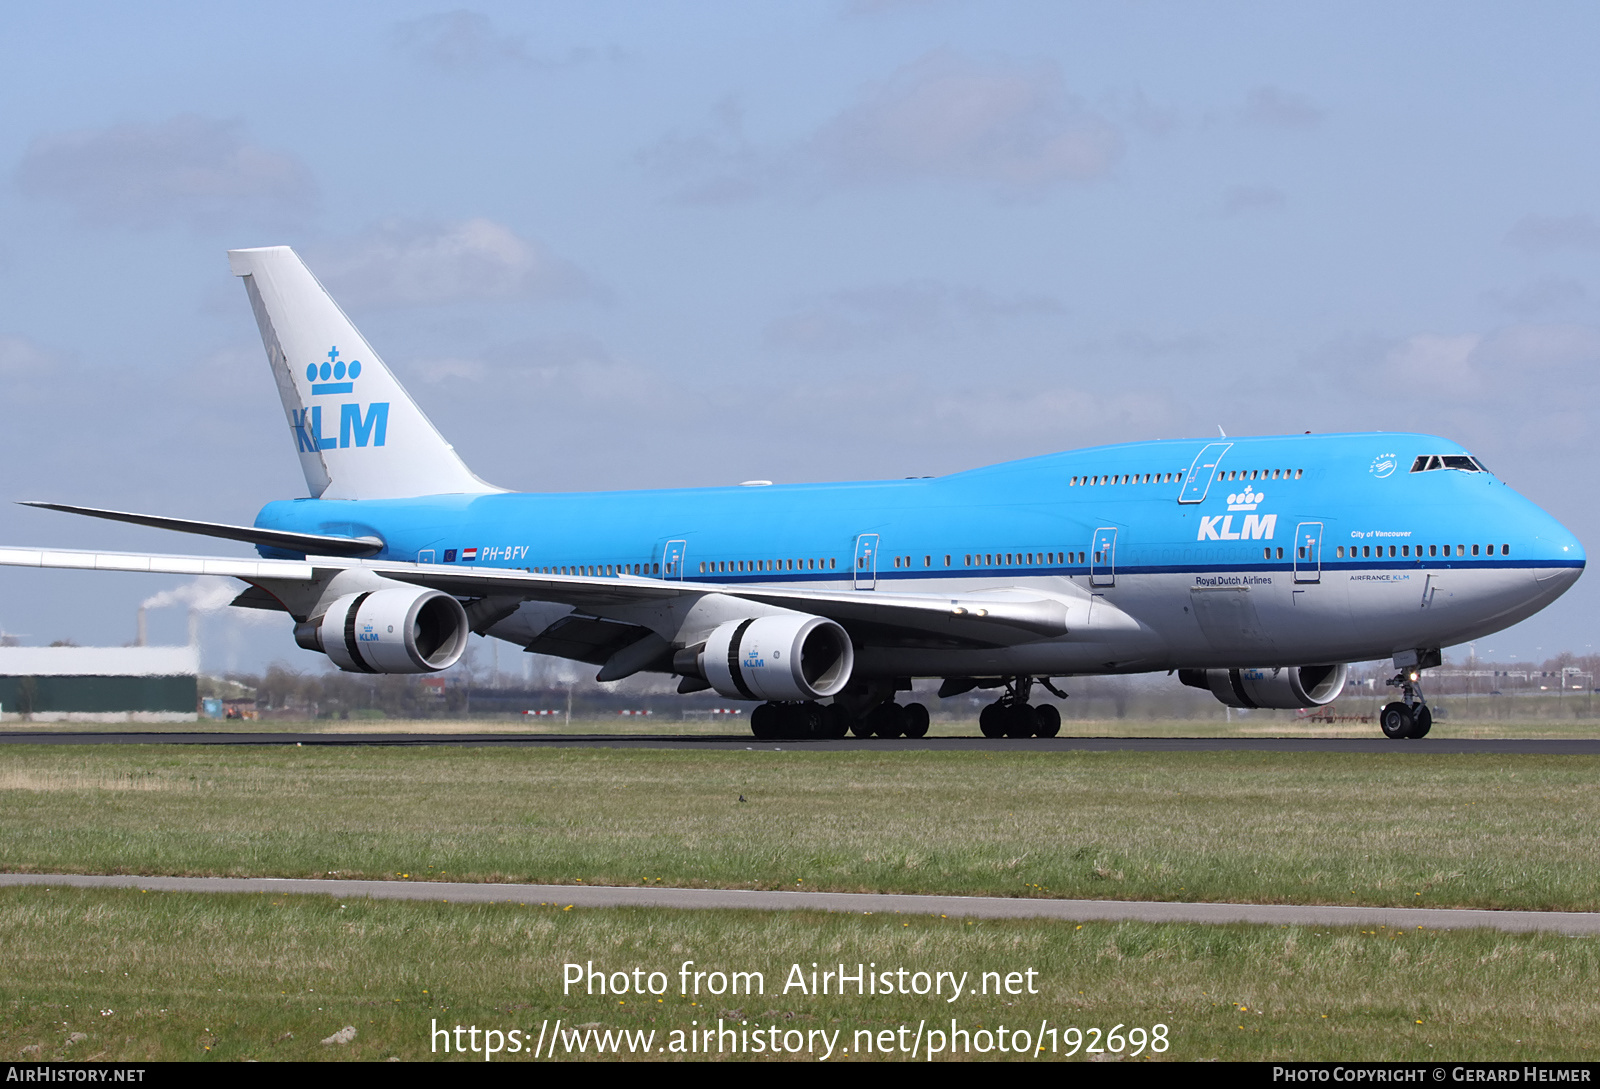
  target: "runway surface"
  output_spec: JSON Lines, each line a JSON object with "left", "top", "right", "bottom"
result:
{"left": 3, "top": 873, "right": 1597, "bottom": 933}
{"left": 0, "top": 731, "right": 1598, "bottom": 754}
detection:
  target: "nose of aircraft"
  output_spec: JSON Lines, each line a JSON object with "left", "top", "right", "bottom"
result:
{"left": 1529, "top": 507, "right": 1585, "bottom": 598}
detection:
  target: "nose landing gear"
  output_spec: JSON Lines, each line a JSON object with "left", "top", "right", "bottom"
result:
{"left": 976, "top": 676, "right": 1064, "bottom": 739}
{"left": 1380, "top": 666, "right": 1433, "bottom": 739}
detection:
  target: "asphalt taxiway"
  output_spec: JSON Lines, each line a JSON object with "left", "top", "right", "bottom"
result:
{"left": 0, "top": 731, "right": 1597, "bottom": 754}
{"left": 2, "top": 873, "right": 1596, "bottom": 934}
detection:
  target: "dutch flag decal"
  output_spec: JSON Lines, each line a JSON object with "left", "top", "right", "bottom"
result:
{"left": 461, "top": 547, "right": 478, "bottom": 561}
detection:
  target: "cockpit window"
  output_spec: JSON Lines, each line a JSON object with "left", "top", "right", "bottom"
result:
{"left": 1410, "top": 454, "right": 1487, "bottom": 474}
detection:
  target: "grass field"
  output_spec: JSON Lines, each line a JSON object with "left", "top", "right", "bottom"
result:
{"left": 3, "top": 745, "right": 1599, "bottom": 911}
{"left": 2, "top": 885, "right": 1597, "bottom": 1062}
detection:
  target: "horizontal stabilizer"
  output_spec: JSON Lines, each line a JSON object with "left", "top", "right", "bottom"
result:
{"left": 19, "top": 502, "right": 384, "bottom": 557}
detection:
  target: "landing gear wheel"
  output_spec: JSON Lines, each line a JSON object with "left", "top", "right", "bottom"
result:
{"left": 1408, "top": 705, "right": 1433, "bottom": 739}
{"left": 902, "top": 702, "right": 930, "bottom": 739}
{"left": 793, "top": 702, "right": 826, "bottom": 739}
{"left": 848, "top": 714, "right": 874, "bottom": 738}
{"left": 750, "top": 703, "right": 778, "bottom": 740}
{"left": 821, "top": 704, "right": 850, "bottom": 739}
{"left": 871, "top": 702, "right": 905, "bottom": 739}
{"left": 979, "top": 702, "right": 1004, "bottom": 738}
{"left": 1380, "top": 701, "right": 1414, "bottom": 740}
{"left": 1034, "top": 703, "right": 1061, "bottom": 738}
{"left": 1004, "top": 703, "right": 1039, "bottom": 738}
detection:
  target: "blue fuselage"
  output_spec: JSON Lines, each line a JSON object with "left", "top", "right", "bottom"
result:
{"left": 253, "top": 432, "right": 1584, "bottom": 675}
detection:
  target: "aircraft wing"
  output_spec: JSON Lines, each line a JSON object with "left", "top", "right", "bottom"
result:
{"left": 0, "top": 546, "right": 1091, "bottom": 649}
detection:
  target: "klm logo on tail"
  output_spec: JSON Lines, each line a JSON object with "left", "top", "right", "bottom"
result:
{"left": 293, "top": 346, "right": 389, "bottom": 453}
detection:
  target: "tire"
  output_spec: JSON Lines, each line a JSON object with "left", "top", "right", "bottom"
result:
{"left": 750, "top": 703, "right": 778, "bottom": 739}
{"left": 1408, "top": 705, "right": 1433, "bottom": 739}
{"left": 794, "top": 702, "right": 826, "bottom": 739}
{"left": 1004, "top": 703, "right": 1038, "bottom": 738}
{"left": 902, "top": 702, "right": 930, "bottom": 739}
{"left": 872, "top": 702, "right": 905, "bottom": 739}
{"left": 821, "top": 703, "right": 850, "bottom": 739}
{"left": 979, "top": 702, "right": 1004, "bottom": 738}
{"left": 848, "top": 712, "right": 874, "bottom": 738}
{"left": 1380, "top": 701, "right": 1413, "bottom": 740}
{"left": 1034, "top": 703, "right": 1061, "bottom": 738}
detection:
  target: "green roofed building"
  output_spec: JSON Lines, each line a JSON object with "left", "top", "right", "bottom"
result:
{"left": 0, "top": 646, "right": 198, "bottom": 722}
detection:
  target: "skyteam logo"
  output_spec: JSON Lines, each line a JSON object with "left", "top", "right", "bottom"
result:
{"left": 1198, "top": 487, "right": 1277, "bottom": 541}
{"left": 1369, "top": 452, "right": 1398, "bottom": 478}
{"left": 291, "top": 345, "right": 389, "bottom": 454}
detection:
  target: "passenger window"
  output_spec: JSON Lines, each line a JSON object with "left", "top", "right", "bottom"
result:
{"left": 1276, "top": 547, "right": 1283, "bottom": 560}
{"left": 945, "top": 555, "right": 951, "bottom": 566}
{"left": 1472, "top": 544, "right": 1480, "bottom": 556}
{"left": 1429, "top": 545, "right": 1437, "bottom": 557}
{"left": 1502, "top": 544, "right": 1509, "bottom": 556}
{"left": 1295, "top": 469, "right": 1304, "bottom": 479}
{"left": 1456, "top": 545, "right": 1464, "bottom": 557}
{"left": 1335, "top": 546, "right": 1344, "bottom": 558}
{"left": 1401, "top": 546, "right": 1409, "bottom": 557}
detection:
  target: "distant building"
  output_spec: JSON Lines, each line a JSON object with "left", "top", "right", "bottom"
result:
{"left": 0, "top": 646, "right": 198, "bottom": 723}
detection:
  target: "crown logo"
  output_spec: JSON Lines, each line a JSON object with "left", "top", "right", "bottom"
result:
{"left": 306, "top": 346, "right": 362, "bottom": 395}
{"left": 1226, "top": 485, "right": 1264, "bottom": 511}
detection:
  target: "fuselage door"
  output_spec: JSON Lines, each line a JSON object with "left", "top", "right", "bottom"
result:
{"left": 1178, "top": 442, "right": 1232, "bottom": 504}
{"left": 854, "top": 533, "right": 880, "bottom": 590}
{"left": 1293, "top": 523, "right": 1323, "bottom": 584}
{"left": 662, "top": 539, "right": 687, "bottom": 580}
{"left": 1090, "top": 527, "right": 1118, "bottom": 588}
{"left": 417, "top": 549, "right": 435, "bottom": 565}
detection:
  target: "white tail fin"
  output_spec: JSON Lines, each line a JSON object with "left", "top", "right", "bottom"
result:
{"left": 228, "top": 246, "right": 501, "bottom": 500}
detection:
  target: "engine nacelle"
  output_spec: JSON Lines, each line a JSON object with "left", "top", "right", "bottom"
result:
{"left": 692, "top": 615, "right": 854, "bottom": 701}
{"left": 1179, "top": 664, "right": 1348, "bottom": 710}
{"left": 295, "top": 588, "right": 469, "bottom": 674}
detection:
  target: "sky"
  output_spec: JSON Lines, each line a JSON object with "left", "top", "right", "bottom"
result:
{"left": 0, "top": 1, "right": 1596, "bottom": 674}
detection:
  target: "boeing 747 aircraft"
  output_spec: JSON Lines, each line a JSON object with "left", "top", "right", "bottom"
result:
{"left": 1, "top": 248, "right": 1584, "bottom": 740}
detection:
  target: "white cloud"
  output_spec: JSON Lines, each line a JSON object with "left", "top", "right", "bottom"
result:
{"left": 314, "top": 218, "right": 596, "bottom": 307}
{"left": 1487, "top": 277, "right": 1587, "bottom": 316}
{"left": 0, "top": 336, "right": 58, "bottom": 377}
{"left": 14, "top": 115, "right": 314, "bottom": 229}
{"left": 1238, "top": 86, "right": 1324, "bottom": 130}
{"left": 390, "top": 10, "right": 530, "bottom": 71}
{"left": 765, "top": 280, "right": 1063, "bottom": 352}
{"left": 1505, "top": 213, "right": 1600, "bottom": 253}
{"left": 1222, "top": 185, "right": 1286, "bottom": 216}
{"left": 809, "top": 51, "right": 1121, "bottom": 192}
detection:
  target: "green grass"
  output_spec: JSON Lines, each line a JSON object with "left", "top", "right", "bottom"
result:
{"left": 3, "top": 746, "right": 1600, "bottom": 910}
{"left": 1, "top": 886, "right": 1594, "bottom": 1062}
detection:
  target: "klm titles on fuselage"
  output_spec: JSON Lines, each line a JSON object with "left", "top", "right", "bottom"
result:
{"left": 292, "top": 347, "right": 389, "bottom": 454}
{"left": 1196, "top": 485, "right": 1276, "bottom": 542}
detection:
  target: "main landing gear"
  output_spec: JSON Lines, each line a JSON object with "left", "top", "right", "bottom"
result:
{"left": 748, "top": 700, "right": 931, "bottom": 740}
{"left": 977, "top": 676, "right": 1063, "bottom": 739}
{"left": 1380, "top": 667, "right": 1433, "bottom": 740}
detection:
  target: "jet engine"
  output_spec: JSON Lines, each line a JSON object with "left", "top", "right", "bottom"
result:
{"left": 681, "top": 615, "right": 854, "bottom": 701}
{"left": 1179, "top": 664, "right": 1348, "bottom": 710}
{"left": 294, "top": 588, "right": 469, "bottom": 673}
